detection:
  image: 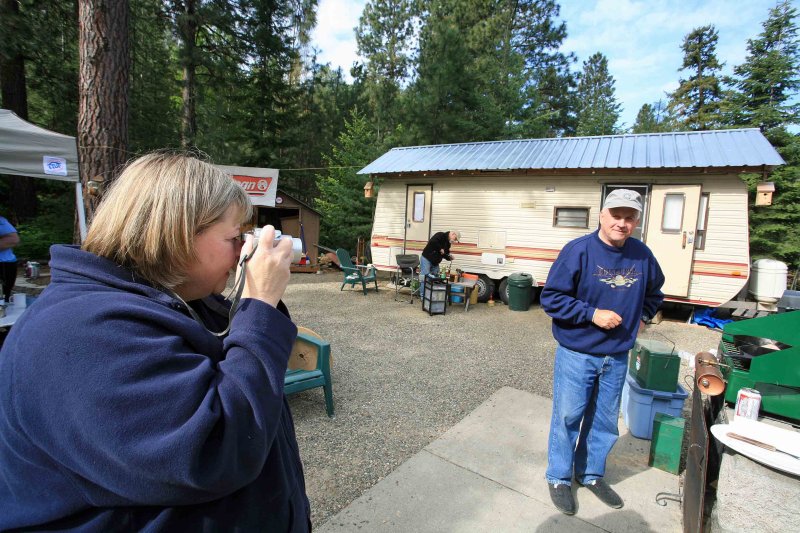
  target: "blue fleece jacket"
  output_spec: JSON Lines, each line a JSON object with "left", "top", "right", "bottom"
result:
{"left": 540, "top": 231, "right": 664, "bottom": 356}
{"left": 0, "top": 245, "right": 310, "bottom": 531}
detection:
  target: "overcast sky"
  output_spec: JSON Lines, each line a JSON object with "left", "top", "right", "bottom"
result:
{"left": 310, "top": 0, "right": 789, "bottom": 131}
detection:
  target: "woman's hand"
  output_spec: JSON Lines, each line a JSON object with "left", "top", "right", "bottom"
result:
{"left": 238, "top": 225, "right": 292, "bottom": 308}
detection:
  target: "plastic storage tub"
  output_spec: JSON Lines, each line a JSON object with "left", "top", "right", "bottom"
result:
{"left": 628, "top": 338, "right": 680, "bottom": 392}
{"left": 622, "top": 373, "right": 688, "bottom": 440}
{"left": 450, "top": 283, "right": 464, "bottom": 304}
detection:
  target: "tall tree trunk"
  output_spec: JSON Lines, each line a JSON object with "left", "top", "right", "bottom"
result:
{"left": 179, "top": 0, "right": 198, "bottom": 149}
{"left": 77, "top": 0, "right": 130, "bottom": 225}
{"left": 0, "top": 0, "right": 37, "bottom": 221}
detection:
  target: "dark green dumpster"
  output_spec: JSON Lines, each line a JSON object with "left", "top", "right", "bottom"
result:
{"left": 507, "top": 273, "right": 533, "bottom": 311}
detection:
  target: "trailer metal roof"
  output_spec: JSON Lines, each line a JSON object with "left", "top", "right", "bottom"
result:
{"left": 358, "top": 128, "right": 784, "bottom": 175}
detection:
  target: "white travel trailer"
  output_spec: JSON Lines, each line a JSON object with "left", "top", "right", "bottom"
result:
{"left": 358, "top": 128, "right": 784, "bottom": 306}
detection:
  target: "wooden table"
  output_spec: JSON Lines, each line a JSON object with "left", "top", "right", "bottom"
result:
{"left": 449, "top": 278, "right": 477, "bottom": 312}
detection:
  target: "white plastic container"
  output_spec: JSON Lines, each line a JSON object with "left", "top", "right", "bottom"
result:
{"left": 748, "top": 258, "right": 787, "bottom": 304}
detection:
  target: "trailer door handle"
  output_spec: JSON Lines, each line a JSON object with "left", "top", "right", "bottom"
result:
{"left": 682, "top": 231, "right": 687, "bottom": 249}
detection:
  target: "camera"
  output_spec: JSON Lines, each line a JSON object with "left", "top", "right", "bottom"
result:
{"left": 250, "top": 227, "right": 304, "bottom": 263}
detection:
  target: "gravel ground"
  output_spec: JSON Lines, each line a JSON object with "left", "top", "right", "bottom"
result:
{"left": 283, "top": 270, "right": 723, "bottom": 528}
{"left": 13, "top": 267, "right": 722, "bottom": 526}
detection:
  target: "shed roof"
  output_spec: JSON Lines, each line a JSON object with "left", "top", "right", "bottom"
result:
{"left": 358, "top": 128, "right": 784, "bottom": 175}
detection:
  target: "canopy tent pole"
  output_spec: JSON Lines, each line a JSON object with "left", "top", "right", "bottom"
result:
{"left": 75, "top": 181, "right": 88, "bottom": 242}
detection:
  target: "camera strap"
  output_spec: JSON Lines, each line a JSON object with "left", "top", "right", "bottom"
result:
{"left": 169, "top": 251, "right": 252, "bottom": 338}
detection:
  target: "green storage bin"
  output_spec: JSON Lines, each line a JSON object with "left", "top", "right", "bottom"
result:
{"left": 649, "top": 412, "right": 685, "bottom": 474}
{"left": 507, "top": 273, "right": 533, "bottom": 311}
{"left": 628, "top": 338, "right": 680, "bottom": 392}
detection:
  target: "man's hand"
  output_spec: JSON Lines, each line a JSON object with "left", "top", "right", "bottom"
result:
{"left": 592, "top": 309, "right": 622, "bottom": 329}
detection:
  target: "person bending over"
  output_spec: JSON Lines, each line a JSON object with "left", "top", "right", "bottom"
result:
{"left": 419, "top": 230, "right": 460, "bottom": 288}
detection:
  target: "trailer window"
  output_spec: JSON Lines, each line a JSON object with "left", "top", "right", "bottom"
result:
{"left": 554, "top": 207, "right": 590, "bottom": 228}
{"left": 695, "top": 193, "right": 710, "bottom": 250}
{"left": 413, "top": 192, "right": 425, "bottom": 222}
{"left": 661, "top": 193, "right": 685, "bottom": 233}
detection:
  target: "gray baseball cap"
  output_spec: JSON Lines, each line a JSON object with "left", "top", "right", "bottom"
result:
{"left": 603, "top": 189, "right": 642, "bottom": 211}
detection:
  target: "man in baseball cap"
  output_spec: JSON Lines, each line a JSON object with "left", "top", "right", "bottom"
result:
{"left": 539, "top": 188, "right": 664, "bottom": 515}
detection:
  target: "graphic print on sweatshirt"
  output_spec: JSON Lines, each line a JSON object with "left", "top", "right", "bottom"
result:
{"left": 594, "top": 265, "right": 642, "bottom": 289}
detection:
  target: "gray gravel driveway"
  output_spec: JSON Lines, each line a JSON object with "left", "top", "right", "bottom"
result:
{"left": 282, "top": 271, "right": 723, "bottom": 527}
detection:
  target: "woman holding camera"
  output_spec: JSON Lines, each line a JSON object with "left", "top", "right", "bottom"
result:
{"left": 0, "top": 152, "right": 310, "bottom": 531}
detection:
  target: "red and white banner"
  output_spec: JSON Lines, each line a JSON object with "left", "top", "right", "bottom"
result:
{"left": 216, "top": 165, "right": 278, "bottom": 207}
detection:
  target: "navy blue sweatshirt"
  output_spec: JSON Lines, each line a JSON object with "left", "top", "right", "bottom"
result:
{"left": 0, "top": 245, "right": 310, "bottom": 531}
{"left": 540, "top": 231, "right": 664, "bottom": 355}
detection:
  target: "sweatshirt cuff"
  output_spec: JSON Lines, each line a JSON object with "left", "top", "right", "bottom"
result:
{"left": 229, "top": 298, "right": 298, "bottom": 360}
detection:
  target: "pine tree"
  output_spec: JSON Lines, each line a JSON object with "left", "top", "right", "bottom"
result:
{"left": 78, "top": 0, "right": 131, "bottom": 219}
{"left": 315, "top": 110, "right": 381, "bottom": 253}
{"left": 632, "top": 100, "right": 672, "bottom": 133}
{"left": 512, "top": 0, "right": 577, "bottom": 138}
{"left": 575, "top": 52, "right": 621, "bottom": 136}
{"left": 723, "top": 0, "right": 799, "bottom": 130}
{"left": 668, "top": 25, "right": 723, "bottom": 130}
{"left": 355, "top": 0, "right": 417, "bottom": 141}
{"left": 722, "top": 1, "right": 800, "bottom": 266}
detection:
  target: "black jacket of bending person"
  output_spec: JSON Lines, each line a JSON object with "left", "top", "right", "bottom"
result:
{"left": 421, "top": 231, "right": 454, "bottom": 266}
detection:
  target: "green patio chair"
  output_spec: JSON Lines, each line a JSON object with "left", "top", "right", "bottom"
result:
{"left": 285, "top": 329, "right": 334, "bottom": 417}
{"left": 336, "top": 248, "right": 378, "bottom": 295}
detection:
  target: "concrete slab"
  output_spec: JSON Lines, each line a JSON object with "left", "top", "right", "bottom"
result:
{"left": 318, "top": 387, "right": 683, "bottom": 533}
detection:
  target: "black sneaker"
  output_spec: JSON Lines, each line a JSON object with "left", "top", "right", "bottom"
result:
{"left": 580, "top": 479, "right": 623, "bottom": 509}
{"left": 548, "top": 482, "right": 575, "bottom": 515}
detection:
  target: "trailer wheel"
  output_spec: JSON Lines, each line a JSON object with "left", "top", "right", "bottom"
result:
{"left": 499, "top": 277, "right": 540, "bottom": 305}
{"left": 475, "top": 274, "right": 495, "bottom": 303}
{"left": 499, "top": 277, "right": 510, "bottom": 305}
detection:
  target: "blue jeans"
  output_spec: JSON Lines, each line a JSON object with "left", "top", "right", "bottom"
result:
{"left": 419, "top": 256, "right": 439, "bottom": 293}
{"left": 545, "top": 343, "right": 628, "bottom": 486}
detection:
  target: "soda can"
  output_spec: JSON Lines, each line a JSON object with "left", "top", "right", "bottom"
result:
{"left": 734, "top": 388, "right": 761, "bottom": 421}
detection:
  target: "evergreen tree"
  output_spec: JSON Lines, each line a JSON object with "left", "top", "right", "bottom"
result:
{"left": 723, "top": 0, "right": 799, "bottom": 130}
{"left": 632, "top": 100, "right": 672, "bottom": 133}
{"left": 512, "top": 0, "right": 577, "bottom": 138}
{"left": 129, "top": 0, "right": 181, "bottom": 153}
{"left": 745, "top": 130, "right": 800, "bottom": 266}
{"left": 575, "top": 52, "right": 621, "bottom": 136}
{"left": 355, "top": 0, "right": 417, "bottom": 141}
{"left": 722, "top": 2, "right": 800, "bottom": 266}
{"left": 668, "top": 25, "right": 723, "bottom": 130}
{"left": 408, "top": 0, "right": 527, "bottom": 145}
{"left": 77, "top": 0, "right": 131, "bottom": 219}
{"left": 315, "top": 110, "right": 381, "bottom": 253}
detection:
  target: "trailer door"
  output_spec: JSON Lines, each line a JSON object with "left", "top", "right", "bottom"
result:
{"left": 405, "top": 185, "right": 432, "bottom": 251}
{"left": 644, "top": 184, "right": 701, "bottom": 297}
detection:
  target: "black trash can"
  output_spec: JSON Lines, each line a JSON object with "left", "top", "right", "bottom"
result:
{"left": 507, "top": 273, "right": 533, "bottom": 311}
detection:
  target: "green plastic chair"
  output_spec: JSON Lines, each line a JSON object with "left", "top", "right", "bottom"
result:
{"left": 336, "top": 248, "right": 378, "bottom": 295}
{"left": 284, "top": 330, "right": 334, "bottom": 417}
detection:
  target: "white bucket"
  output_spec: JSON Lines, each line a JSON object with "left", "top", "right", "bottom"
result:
{"left": 749, "top": 259, "right": 788, "bottom": 304}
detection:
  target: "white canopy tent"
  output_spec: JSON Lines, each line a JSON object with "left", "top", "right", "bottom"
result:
{"left": 0, "top": 109, "right": 87, "bottom": 240}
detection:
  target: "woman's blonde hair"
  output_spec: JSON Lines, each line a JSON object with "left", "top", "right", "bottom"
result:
{"left": 83, "top": 151, "right": 252, "bottom": 289}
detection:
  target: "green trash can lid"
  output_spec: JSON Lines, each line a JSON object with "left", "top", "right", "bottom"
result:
{"left": 508, "top": 272, "right": 533, "bottom": 287}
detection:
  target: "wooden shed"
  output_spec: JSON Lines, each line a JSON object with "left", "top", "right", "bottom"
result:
{"left": 251, "top": 189, "right": 321, "bottom": 266}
